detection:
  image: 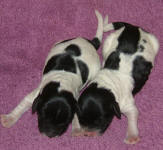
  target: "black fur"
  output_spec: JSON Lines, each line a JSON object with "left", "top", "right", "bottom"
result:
{"left": 139, "top": 45, "right": 145, "bottom": 52}
{"left": 111, "top": 22, "right": 140, "bottom": 54}
{"left": 77, "top": 60, "right": 89, "bottom": 84}
{"left": 32, "top": 82, "right": 77, "bottom": 138}
{"left": 87, "top": 37, "right": 100, "bottom": 50}
{"left": 116, "top": 24, "right": 140, "bottom": 54}
{"left": 77, "top": 83, "right": 121, "bottom": 134}
{"left": 132, "top": 56, "right": 153, "bottom": 95}
{"left": 143, "top": 39, "right": 147, "bottom": 43}
{"left": 65, "top": 44, "right": 81, "bottom": 56}
{"left": 104, "top": 51, "right": 120, "bottom": 70}
{"left": 43, "top": 54, "right": 77, "bottom": 75}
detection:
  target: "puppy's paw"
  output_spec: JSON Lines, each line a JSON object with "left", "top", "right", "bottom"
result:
{"left": 0, "top": 114, "right": 16, "bottom": 128}
{"left": 124, "top": 136, "right": 140, "bottom": 144}
{"left": 71, "top": 128, "right": 84, "bottom": 137}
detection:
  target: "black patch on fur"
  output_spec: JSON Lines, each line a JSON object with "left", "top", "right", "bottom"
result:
{"left": 43, "top": 54, "right": 76, "bottom": 74}
{"left": 139, "top": 45, "right": 145, "bottom": 52}
{"left": 132, "top": 56, "right": 153, "bottom": 95}
{"left": 65, "top": 44, "right": 81, "bottom": 56}
{"left": 91, "top": 38, "right": 100, "bottom": 50}
{"left": 32, "top": 81, "right": 77, "bottom": 138}
{"left": 77, "top": 83, "right": 121, "bottom": 134}
{"left": 87, "top": 37, "right": 100, "bottom": 50}
{"left": 104, "top": 51, "right": 120, "bottom": 70}
{"left": 77, "top": 60, "right": 89, "bottom": 84}
{"left": 116, "top": 24, "right": 140, "bottom": 54}
{"left": 143, "top": 39, "right": 147, "bottom": 43}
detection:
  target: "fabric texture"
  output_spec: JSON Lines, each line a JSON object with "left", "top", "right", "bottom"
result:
{"left": 0, "top": 0, "right": 162, "bottom": 150}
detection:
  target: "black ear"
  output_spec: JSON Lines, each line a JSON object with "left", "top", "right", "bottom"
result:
{"left": 32, "top": 94, "right": 41, "bottom": 114}
{"left": 112, "top": 101, "right": 121, "bottom": 119}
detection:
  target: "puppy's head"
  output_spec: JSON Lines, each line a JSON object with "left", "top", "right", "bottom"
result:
{"left": 32, "top": 82, "right": 77, "bottom": 138}
{"left": 77, "top": 83, "right": 121, "bottom": 136}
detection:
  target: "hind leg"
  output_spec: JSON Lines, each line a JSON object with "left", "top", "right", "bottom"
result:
{"left": 124, "top": 106, "right": 140, "bottom": 144}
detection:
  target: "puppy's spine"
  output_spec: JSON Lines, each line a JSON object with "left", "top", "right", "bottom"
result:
{"left": 90, "top": 10, "right": 104, "bottom": 50}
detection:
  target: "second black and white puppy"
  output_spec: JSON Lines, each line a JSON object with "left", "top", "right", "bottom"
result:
{"left": 76, "top": 17, "right": 159, "bottom": 144}
{"left": 0, "top": 10, "right": 103, "bottom": 138}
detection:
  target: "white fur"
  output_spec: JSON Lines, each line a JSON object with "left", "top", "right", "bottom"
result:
{"left": 137, "top": 29, "right": 159, "bottom": 65}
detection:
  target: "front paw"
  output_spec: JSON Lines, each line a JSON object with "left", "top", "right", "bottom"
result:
{"left": 0, "top": 114, "right": 17, "bottom": 128}
{"left": 124, "top": 136, "right": 140, "bottom": 144}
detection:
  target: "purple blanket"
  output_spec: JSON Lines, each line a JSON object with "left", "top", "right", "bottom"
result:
{"left": 0, "top": 0, "right": 163, "bottom": 150}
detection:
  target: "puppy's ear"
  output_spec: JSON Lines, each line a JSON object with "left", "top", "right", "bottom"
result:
{"left": 112, "top": 101, "right": 121, "bottom": 119}
{"left": 32, "top": 94, "right": 41, "bottom": 114}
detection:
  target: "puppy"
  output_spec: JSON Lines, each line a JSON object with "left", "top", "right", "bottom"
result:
{"left": 76, "top": 17, "right": 159, "bottom": 144}
{"left": 0, "top": 10, "right": 104, "bottom": 138}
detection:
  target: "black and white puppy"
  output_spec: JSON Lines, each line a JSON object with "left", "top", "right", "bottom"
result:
{"left": 76, "top": 17, "right": 159, "bottom": 144}
{"left": 0, "top": 10, "right": 103, "bottom": 138}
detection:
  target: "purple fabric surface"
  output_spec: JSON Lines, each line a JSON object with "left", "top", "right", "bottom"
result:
{"left": 0, "top": 0, "right": 163, "bottom": 150}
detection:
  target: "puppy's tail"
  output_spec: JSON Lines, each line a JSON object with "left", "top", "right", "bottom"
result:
{"left": 103, "top": 16, "right": 132, "bottom": 32}
{"left": 89, "top": 10, "right": 103, "bottom": 50}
